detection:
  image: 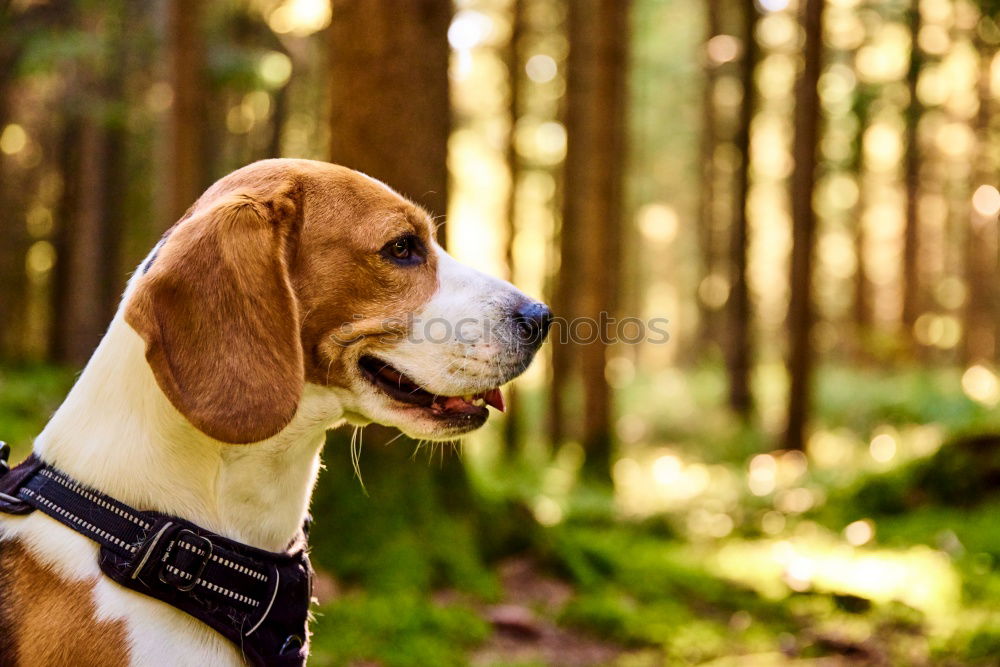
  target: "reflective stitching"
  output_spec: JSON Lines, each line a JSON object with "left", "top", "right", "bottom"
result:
{"left": 162, "top": 564, "right": 260, "bottom": 607}
{"left": 245, "top": 568, "right": 279, "bottom": 636}
{"left": 39, "top": 468, "right": 151, "bottom": 530}
{"left": 20, "top": 488, "right": 137, "bottom": 552}
{"left": 178, "top": 541, "right": 268, "bottom": 581}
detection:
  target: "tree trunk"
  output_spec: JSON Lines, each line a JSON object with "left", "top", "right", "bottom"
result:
{"left": 329, "top": 0, "right": 451, "bottom": 239}
{"left": 851, "top": 90, "right": 873, "bottom": 353}
{"left": 50, "top": 111, "right": 81, "bottom": 363}
{"left": 901, "top": 2, "right": 923, "bottom": 346}
{"left": 560, "top": 0, "right": 630, "bottom": 478}
{"left": 0, "top": 78, "right": 31, "bottom": 362}
{"left": 696, "top": 0, "right": 723, "bottom": 356}
{"left": 50, "top": 3, "right": 130, "bottom": 366}
{"left": 59, "top": 121, "right": 113, "bottom": 365}
{"left": 0, "top": 11, "right": 33, "bottom": 361}
{"left": 323, "top": 0, "right": 481, "bottom": 531}
{"left": 964, "top": 28, "right": 997, "bottom": 363}
{"left": 784, "top": 0, "right": 825, "bottom": 452}
{"left": 503, "top": 0, "right": 525, "bottom": 456}
{"left": 267, "top": 79, "right": 288, "bottom": 159}
{"left": 166, "top": 0, "right": 206, "bottom": 225}
{"left": 727, "top": 0, "right": 758, "bottom": 418}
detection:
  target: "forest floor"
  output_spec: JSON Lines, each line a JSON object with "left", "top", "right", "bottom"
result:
{"left": 2, "top": 364, "right": 1000, "bottom": 666}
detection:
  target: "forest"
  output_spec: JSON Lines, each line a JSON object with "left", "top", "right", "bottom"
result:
{"left": 1, "top": 0, "right": 1000, "bottom": 664}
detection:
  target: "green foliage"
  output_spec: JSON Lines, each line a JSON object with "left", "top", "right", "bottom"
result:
{"left": 0, "top": 365, "right": 74, "bottom": 460}
{"left": 543, "top": 524, "right": 794, "bottom": 656}
{"left": 834, "top": 434, "right": 1000, "bottom": 520}
{"left": 813, "top": 366, "right": 991, "bottom": 434}
{"left": 308, "top": 430, "right": 499, "bottom": 598}
{"left": 309, "top": 593, "right": 489, "bottom": 667}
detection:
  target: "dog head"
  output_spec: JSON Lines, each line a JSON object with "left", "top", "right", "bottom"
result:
{"left": 125, "top": 159, "right": 551, "bottom": 444}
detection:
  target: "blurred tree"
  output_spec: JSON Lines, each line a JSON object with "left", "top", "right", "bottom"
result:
{"left": 50, "top": 1, "right": 130, "bottom": 366}
{"left": 850, "top": 86, "right": 876, "bottom": 356}
{"left": 901, "top": 1, "right": 923, "bottom": 348}
{"left": 166, "top": 0, "right": 207, "bottom": 226}
{"left": 557, "top": 0, "right": 630, "bottom": 478}
{"left": 0, "top": 94, "right": 30, "bottom": 361}
{"left": 784, "top": 0, "right": 825, "bottom": 451}
{"left": 328, "top": 0, "right": 451, "bottom": 240}
{"left": 503, "top": 0, "right": 525, "bottom": 456}
{"left": 0, "top": 0, "right": 70, "bottom": 361}
{"left": 697, "top": 0, "right": 723, "bottom": 355}
{"left": 726, "top": 0, "right": 759, "bottom": 418}
{"left": 963, "top": 2, "right": 998, "bottom": 363}
{"left": 323, "top": 0, "right": 486, "bottom": 526}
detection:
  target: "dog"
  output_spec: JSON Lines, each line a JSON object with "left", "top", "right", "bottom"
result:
{"left": 0, "top": 159, "right": 551, "bottom": 665}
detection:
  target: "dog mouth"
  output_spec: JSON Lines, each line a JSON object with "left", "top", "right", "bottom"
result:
{"left": 358, "top": 355, "right": 505, "bottom": 419}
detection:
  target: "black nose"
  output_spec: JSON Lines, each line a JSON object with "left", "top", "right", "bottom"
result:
{"left": 513, "top": 301, "right": 553, "bottom": 346}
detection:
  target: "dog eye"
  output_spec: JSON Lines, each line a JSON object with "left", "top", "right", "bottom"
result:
{"left": 381, "top": 235, "right": 424, "bottom": 265}
{"left": 390, "top": 238, "right": 411, "bottom": 259}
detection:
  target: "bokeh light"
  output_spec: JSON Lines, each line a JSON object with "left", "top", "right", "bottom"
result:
{"left": 972, "top": 185, "right": 1000, "bottom": 217}
{"left": 0, "top": 124, "right": 27, "bottom": 155}
{"left": 961, "top": 365, "right": 1000, "bottom": 406}
{"left": 267, "top": 0, "right": 331, "bottom": 36}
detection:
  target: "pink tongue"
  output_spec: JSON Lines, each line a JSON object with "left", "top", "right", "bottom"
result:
{"left": 484, "top": 388, "right": 505, "bottom": 412}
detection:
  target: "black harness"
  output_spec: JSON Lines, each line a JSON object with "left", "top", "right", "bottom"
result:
{"left": 0, "top": 444, "right": 313, "bottom": 666}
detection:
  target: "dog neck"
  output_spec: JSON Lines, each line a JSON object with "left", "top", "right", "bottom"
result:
{"left": 32, "top": 315, "right": 344, "bottom": 553}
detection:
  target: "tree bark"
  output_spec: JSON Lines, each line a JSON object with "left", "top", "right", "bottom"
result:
{"left": 329, "top": 0, "right": 452, "bottom": 238}
{"left": 901, "top": 2, "right": 923, "bottom": 346}
{"left": 727, "top": 0, "right": 758, "bottom": 418}
{"left": 784, "top": 0, "right": 825, "bottom": 452}
{"left": 166, "top": 0, "right": 206, "bottom": 225}
{"left": 560, "top": 0, "right": 630, "bottom": 478}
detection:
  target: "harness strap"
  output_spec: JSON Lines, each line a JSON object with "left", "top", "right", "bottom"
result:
{"left": 0, "top": 447, "right": 312, "bottom": 666}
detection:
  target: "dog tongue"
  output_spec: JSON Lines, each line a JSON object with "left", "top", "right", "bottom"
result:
{"left": 484, "top": 388, "right": 505, "bottom": 412}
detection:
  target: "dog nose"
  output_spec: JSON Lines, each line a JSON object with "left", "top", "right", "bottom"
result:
{"left": 513, "top": 301, "right": 553, "bottom": 345}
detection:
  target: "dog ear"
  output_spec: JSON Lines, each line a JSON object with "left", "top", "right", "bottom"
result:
{"left": 126, "top": 182, "right": 304, "bottom": 444}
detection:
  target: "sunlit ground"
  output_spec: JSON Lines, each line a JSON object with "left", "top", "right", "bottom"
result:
{"left": 456, "top": 362, "right": 1000, "bottom": 663}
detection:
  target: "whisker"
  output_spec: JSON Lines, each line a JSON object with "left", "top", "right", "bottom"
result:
{"left": 350, "top": 426, "right": 368, "bottom": 495}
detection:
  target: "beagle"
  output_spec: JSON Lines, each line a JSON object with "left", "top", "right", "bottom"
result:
{"left": 0, "top": 159, "right": 551, "bottom": 665}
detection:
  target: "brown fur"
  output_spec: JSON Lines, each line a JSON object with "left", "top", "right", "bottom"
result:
{"left": 0, "top": 540, "right": 128, "bottom": 666}
{"left": 125, "top": 159, "right": 439, "bottom": 444}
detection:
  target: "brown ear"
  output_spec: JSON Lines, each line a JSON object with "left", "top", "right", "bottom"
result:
{"left": 125, "top": 184, "right": 304, "bottom": 444}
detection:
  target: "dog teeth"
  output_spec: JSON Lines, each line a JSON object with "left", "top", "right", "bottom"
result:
{"left": 472, "top": 397, "right": 485, "bottom": 407}
{"left": 463, "top": 394, "right": 474, "bottom": 402}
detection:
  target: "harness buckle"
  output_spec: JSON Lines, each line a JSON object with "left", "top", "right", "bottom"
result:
{"left": 159, "top": 529, "right": 214, "bottom": 592}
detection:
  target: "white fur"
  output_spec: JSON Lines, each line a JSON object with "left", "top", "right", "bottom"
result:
{"left": 0, "top": 238, "right": 532, "bottom": 665}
